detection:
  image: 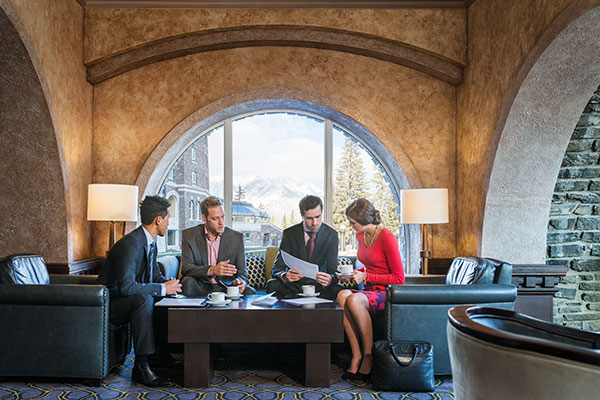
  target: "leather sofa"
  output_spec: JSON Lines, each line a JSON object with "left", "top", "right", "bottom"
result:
{"left": 0, "top": 254, "right": 130, "bottom": 383}
{"left": 448, "top": 305, "right": 600, "bottom": 400}
{"left": 385, "top": 256, "right": 517, "bottom": 375}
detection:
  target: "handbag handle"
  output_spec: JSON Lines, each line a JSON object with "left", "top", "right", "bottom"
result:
{"left": 389, "top": 343, "right": 419, "bottom": 367}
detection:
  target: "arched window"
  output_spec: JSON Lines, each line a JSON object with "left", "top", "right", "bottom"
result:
{"left": 158, "top": 110, "right": 405, "bottom": 262}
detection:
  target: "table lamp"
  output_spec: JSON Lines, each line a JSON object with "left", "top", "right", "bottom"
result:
{"left": 88, "top": 184, "right": 139, "bottom": 250}
{"left": 400, "top": 188, "right": 449, "bottom": 275}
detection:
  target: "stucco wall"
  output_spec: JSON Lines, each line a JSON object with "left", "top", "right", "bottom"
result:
{"left": 84, "top": 9, "right": 466, "bottom": 66}
{"left": 8, "top": 0, "right": 94, "bottom": 261}
{"left": 92, "top": 46, "right": 457, "bottom": 258}
{"left": 0, "top": 3, "right": 69, "bottom": 263}
{"left": 456, "top": 0, "right": 576, "bottom": 256}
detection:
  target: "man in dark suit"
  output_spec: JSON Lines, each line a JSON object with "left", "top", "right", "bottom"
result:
{"left": 97, "top": 195, "right": 182, "bottom": 387}
{"left": 180, "top": 196, "right": 251, "bottom": 296}
{"left": 266, "top": 195, "right": 342, "bottom": 300}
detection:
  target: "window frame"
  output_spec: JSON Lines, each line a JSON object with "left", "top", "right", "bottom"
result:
{"left": 147, "top": 100, "right": 417, "bottom": 274}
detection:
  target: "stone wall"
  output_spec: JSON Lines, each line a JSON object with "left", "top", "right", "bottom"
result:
{"left": 549, "top": 85, "right": 600, "bottom": 330}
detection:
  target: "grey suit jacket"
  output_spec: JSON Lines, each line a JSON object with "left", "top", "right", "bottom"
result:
{"left": 180, "top": 225, "right": 247, "bottom": 284}
{"left": 97, "top": 226, "right": 166, "bottom": 298}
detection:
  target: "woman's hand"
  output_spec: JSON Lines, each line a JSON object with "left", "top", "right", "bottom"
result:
{"left": 352, "top": 270, "right": 366, "bottom": 284}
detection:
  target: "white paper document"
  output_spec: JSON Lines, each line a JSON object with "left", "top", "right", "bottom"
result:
{"left": 251, "top": 292, "right": 278, "bottom": 307}
{"left": 281, "top": 250, "right": 319, "bottom": 280}
{"left": 155, "top": 297, "right": 206, "bottom": 307}
{"left": 281, "top": 297, "right": 334, "bottom": 306}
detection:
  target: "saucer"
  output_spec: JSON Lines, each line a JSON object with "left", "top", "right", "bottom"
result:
{"left": 298, "top": 292, "right": 320, "bottom": 297}
{"left": 226, "top": 294, "right": 244, "bottom": 300}
{"left": 338, "top": 272, "right": 353, "bottom": 277}
{"left": 208, "top": 299, "right": 232, "bottom": 307}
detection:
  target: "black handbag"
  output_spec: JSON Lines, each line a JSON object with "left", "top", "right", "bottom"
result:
{"left": 372, "top": 340, "right": 435, "bottom": 392}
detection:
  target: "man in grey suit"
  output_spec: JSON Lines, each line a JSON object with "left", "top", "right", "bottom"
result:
{"left": 180, "top": 196, "right": 251, "bottom": 296}
{"left": 266, "top": 195, "right": 342, "bottom": 300}
{"left": 98, "top": 195, "right": 182, "bottom": 387}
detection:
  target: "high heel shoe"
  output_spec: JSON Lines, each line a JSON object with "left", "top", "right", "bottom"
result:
{"left": 354, "top": 371, "right": 372, "bottom": 383}
{"left": 341, "top": 370, "right": 359, "bottom": 380}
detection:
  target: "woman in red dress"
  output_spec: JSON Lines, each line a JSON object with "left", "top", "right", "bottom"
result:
{"left": 337, "top": 198, "right": 405, "bottom": 381}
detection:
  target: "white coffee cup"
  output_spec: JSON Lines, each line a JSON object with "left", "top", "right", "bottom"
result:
{"left": 227, "top": 285, "right": 240, "bottom": 298}
{"left": 302, "top": 285, "right": 315, "bottom": 296}
{"left": 341, "top": 264, "right": 353, "bottom": 275}
{"left": 208, "top": 291, "right": 226, "bottom": 303}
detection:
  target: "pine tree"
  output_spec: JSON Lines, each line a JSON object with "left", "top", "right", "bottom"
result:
{"left": 234, "top": 185, "right": 245, "bottom": 201}
{"left": 333, "top": 137, "right": 369, "bottom": 246}
{"left": 282, "top": 214, "right": 288, "bottom": 229}
{"left": 372, "top": 168, "right": 401, "bottom": 237}
{"left": 290, "top": 209, "right": 296, "bottom": 225}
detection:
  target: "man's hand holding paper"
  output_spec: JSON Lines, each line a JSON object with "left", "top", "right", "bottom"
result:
{"left": 281, "top": 250, "right": 318, "bottom": 280}
{"left": 286, "top": 269, "right": 303, "bottom": 282}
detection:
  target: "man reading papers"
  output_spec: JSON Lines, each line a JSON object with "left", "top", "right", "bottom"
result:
{"left": 266, "top": 195, "right": 343, "bottom": 300}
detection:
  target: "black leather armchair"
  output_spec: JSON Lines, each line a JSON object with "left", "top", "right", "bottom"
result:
{"left": 0, "top": 254, "right": 130, "bottom": 383}
{"left": 385, "top": 256, "right": 517, "bottom": 375}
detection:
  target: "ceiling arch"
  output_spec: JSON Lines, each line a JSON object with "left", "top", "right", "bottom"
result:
{"left": 86, "top": 25, "right": 464, "bottom": 85}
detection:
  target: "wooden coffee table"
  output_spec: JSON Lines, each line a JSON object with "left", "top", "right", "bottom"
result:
{"left": 167, "top": 294, "right": 344, "bottom": 388}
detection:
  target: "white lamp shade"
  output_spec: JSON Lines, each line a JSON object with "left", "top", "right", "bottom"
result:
{"left": 87, "top": 184, "right": 139, "bottom": 222}
{"left": 400, "top": 188, "right": 449, "bottom": 224}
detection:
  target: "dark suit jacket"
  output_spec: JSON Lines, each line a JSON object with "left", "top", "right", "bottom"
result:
{"left": 97, "top": 226, "right": 166, "bottom": 298}
{"left": 180, "top": 225, "right": 247, "bottom": 284}
{"left": 272, "top": 222, "right": 339, "bottom": 283}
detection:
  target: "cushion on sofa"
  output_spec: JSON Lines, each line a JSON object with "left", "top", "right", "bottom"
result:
{"left": 0, "top": 254, "right": 49, "bottom": 284}
{"left": 158, "top": 255, "right": 180, "bottom": 280}
{"left": 246, "top": 255, "right": 267, "bottom": 289}
{"left": 445, "top": 256, "right": 496, "bottom": 285}
{"left": 265, "top": 247, "right": 278, "bottom": 280}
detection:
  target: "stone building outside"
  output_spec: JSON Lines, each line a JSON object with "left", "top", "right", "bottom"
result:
{"left": 156, "top": 136, "right": 282, "bottom": 254}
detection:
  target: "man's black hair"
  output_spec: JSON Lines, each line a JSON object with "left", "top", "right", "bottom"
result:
{"left": 140, "top": 195, "right": 171, "bottom": 225}
{"left": 298, "top": 195, "right": 323, "bottom": 216}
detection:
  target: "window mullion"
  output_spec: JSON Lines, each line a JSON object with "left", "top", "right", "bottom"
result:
{"left": 324, "top": 119, "right": 333, "bottom": 225}
{"left": 224, "top": 118, "right": 233, "bottom": 226}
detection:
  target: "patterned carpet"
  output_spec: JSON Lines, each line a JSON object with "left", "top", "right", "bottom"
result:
{"left": 0, "top": 349, "right": 454, "bottom": 400}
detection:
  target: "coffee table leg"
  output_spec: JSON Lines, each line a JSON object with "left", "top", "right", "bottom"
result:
{"left": 305, "top": 343, "right": 330, "bottom": 387}
{"left": 184, "top": 343, "right": 211, "bottom": 388}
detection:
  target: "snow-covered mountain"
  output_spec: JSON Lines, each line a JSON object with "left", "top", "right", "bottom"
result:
{"left": 211, "top": 176, "right": 323, "bottom": 224}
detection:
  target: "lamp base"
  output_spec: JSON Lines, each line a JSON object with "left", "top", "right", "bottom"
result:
{"left": 109, "top": 221, "right": 116, "bottom": 249}
{"left": 420, "top": 225, "right": 430, "bottom": 275}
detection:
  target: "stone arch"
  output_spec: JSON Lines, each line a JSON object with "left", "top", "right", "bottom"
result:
{"left": 0, "top": 2, "right": 71, "bottom": 263}
{"left": 482, "top": 1, "right": 600, "bottom": 263}
{"left": 134, "top": 88, "right": 422, "bottom": 271}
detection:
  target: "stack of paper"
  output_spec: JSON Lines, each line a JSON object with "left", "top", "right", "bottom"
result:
{"left": 251, "top": 292, "right": 278, "bottom": 307}
{"left": 282, "top": 297, "right": 333, "bottom": 306}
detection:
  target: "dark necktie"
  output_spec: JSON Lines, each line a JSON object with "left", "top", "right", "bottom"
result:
{"left": 306, "top": 231, "right": 316, "bottom": 261}
{"left": 146, "top": 241, "right": 157, "bottom": 283}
